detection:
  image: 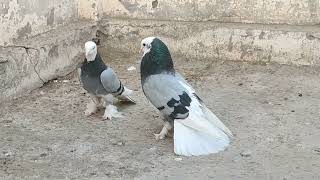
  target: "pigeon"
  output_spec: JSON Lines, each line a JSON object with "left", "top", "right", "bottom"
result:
{"left": 139, "top": 37, "right": 233, "bottom": 156}
{"left": 79, "top": 41, "right": 135, "bottom": 120}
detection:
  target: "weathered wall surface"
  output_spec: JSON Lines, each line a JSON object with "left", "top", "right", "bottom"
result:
{"left": 97, "top": 0, "right": 320, "bottom": 67}
{"left": 0, "top": 0, "right": 80, "bottom": 46}
{"left": 1, "top": 0, "right": 320, "bottom": 101}
{"left": 99, "top": 0, "right": 320, "bottom": 25}
{"left": 99, "top": 19, "right": 320, "bottom": 66}
{"left": 78, "top": 0, "right": 98, "bottom": 21}
{"left": 0, "top": 0, "right": 97, "bottom": 102}
{"left": 0, "top": 23, "right": 96, "bottom": 101}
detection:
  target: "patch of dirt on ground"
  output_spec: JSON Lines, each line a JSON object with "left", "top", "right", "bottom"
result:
{"left": 1, "top": 53, "right": 320, "bottom": 179}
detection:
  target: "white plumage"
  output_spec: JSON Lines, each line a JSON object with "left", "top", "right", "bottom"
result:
{"left": 173, "top": 79, "right": 232, "bottom": 156}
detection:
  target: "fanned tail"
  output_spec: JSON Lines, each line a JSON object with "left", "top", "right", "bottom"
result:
{"left": 173, "top": 95, "right": 232, "bottom": 156}
{"left": 174, "top": 121, "right": 230, "bottom": 156}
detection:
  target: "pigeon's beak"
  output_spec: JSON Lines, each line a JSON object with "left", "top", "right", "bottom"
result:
{"left": 139, "top": 47, "right": 143, "bottom": 54}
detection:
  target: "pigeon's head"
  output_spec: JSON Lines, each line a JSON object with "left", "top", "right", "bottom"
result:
{"left": 85, "top": 41, "right": 97, "bottom": 62}
{"left": 140, "top": 37, "right": 156, "bottom": 56}
{"left": 139, "top": 37, "right": 174, "bottom": 75}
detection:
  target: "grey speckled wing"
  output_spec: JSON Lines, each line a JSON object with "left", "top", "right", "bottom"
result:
{"left": 100, "top": 68, "right": 123, "bottom": 95}
{"left": 142, "top": 73, "right": 193, "bottom": 120}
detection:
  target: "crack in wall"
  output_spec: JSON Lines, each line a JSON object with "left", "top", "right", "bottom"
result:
{"left": 31, "top": 56, "right": 45, "bottom": 84}
{"left": 24, "top": 47, "right": 45, "bottom": 84}
{"left": 1, "top": 45, "right": 46, "bottom": 84}
{"left": 306, "top": 34, "right": 320, "bottom": 41}
{"left": 0, "top": 22, "right": 97, "bottom": 102}
{"left": 2, "top": 45, "right": 38, "bottom": 51}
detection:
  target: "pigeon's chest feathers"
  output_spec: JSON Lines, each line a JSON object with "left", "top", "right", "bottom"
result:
{"left": 140, "top": 42, "right": 174, "bottom": 82}
{"left": 81, "top": 57, "right": 107, "bottom": 77}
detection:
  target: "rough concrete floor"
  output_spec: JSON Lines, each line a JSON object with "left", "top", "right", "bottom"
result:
{"left": 1, "top": 53, "right": 320, "bottom": 180}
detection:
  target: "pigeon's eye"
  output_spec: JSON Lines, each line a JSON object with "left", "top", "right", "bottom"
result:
{"left": 143, "top": 43, "right": 146, "bottom": 47}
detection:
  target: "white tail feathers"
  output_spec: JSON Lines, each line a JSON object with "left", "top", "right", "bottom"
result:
{"left": 202, "top": 105, "right": 233, "bottom": 138}
{"left": 173, "top": 99, "right": 232, "bottom": 156}
{"left": 174, "top": 121, "right": 230, "bottom": 156}
{"left": 117, "top": 86, "right": 136, "bottom": 103}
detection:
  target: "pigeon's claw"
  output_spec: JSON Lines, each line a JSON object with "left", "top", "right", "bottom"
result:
{"left": 103, "top": 104, "right": 123, "bottom": 120}
{"left": 154, "top": 122, "right": 172, "bottom": 140}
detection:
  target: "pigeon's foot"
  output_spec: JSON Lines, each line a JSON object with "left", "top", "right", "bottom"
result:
{"left": 154, "top": 122, "right": 172, "bottom": 140}
{"left": 84, "top": 101, "right": 97, "bottom": 116}
{"left": 102, "top": 104, "right": 123, "bottom": 120}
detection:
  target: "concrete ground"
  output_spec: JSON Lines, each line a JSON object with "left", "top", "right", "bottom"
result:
{"left": 1, "top": 53, "right": 320, "bottom": 179}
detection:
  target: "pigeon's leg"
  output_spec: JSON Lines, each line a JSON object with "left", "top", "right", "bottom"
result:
{"left": 154, "top": 121, "right": 172, "bottom": 140}
{"left": 85, "top": 94, "right": 99, "bottom": 116}
{"left": 102, "top": 94, "right": 123, "bottom": 120}
{"left": 97, "top": 97, "right": 105, "bottom": 108}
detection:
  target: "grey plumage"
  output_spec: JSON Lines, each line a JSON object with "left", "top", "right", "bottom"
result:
{"left": 100, "top": 68, "right": 124, "bottom": 95}
{"left": 80, "top": 54, "right": 125, "bottom": 97}
{"left": 143, "top": 73, "right": 192, "bottom": 120}
{"left": 80, "top": 41, "right": 135, "bottom": 120}
{"left": 139, "top": 37, "right": 232, "bottom": 156}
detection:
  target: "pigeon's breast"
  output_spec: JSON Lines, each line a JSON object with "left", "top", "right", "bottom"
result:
{"left": 81, "top": 73, "right": 108, "bottom": 95}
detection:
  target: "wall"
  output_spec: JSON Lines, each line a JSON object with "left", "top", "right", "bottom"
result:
{"left": 0, "top": 0, "right": 97, "bottom": 102}
{"left": 97, "top": 0, "right": 320, "bottom": 67}
{"left": 99, "top": 0, "right": 320, "bottom": 25}
{"left": 1, "top": 0, "right": 320, "bottom": 101}
{"left": 0, "top": 0, "right": 80, "bottom": 46}
{"left": 98, "top": 19, "right": 320, "bottom": 66}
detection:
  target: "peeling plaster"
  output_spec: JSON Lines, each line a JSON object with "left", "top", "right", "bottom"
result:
{"left": 0, "top": 0, "right": 78, "bottom": 45}
{"left": 0, "top": 0, "right": 95, "bottom": 101}
{"left": 2, "top": 0, "right": 320, "bottom": 102}
{"left": 96, "top": 0, "right": 320, "bottom": 25}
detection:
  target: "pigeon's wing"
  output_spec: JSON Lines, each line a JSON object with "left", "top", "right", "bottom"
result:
{"left": 175, "top": 72, "right": 196, "bottom": 93}
{"left": 100, "top": 68, "right": 122, "bottom": 94}
{"left": 100, "top": 68, "right": 135, "bottom": 102}
{"left": 142, "top": 73, "right": 192, "bottom": 119}
{"left": 143, "top": 73, "right": 233, "bottom": 156}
